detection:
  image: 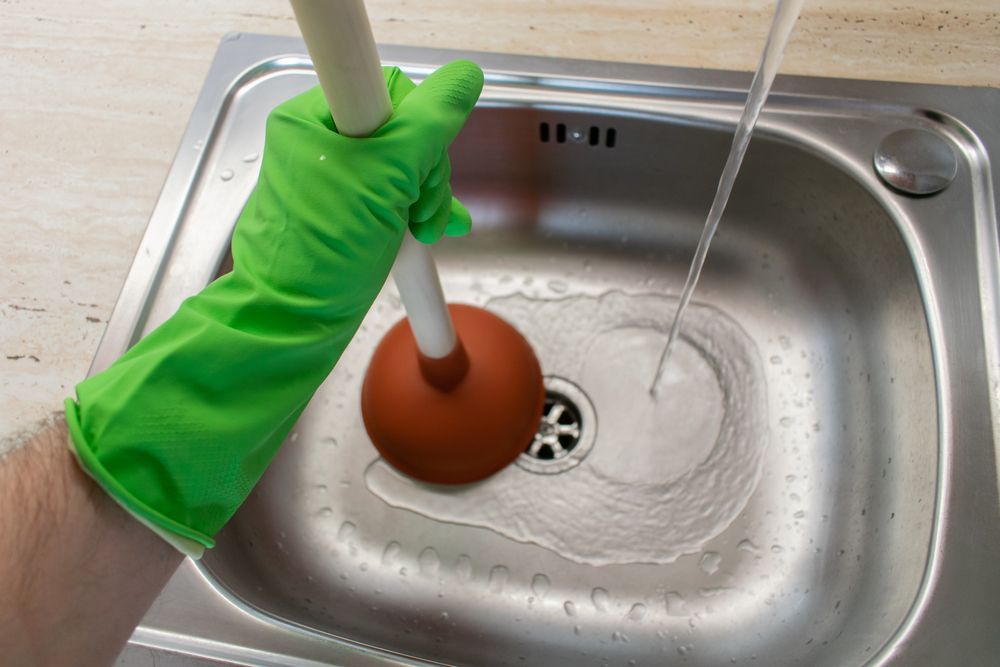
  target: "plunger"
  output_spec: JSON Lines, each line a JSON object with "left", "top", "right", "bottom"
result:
{"left": 291, "top": 0, "right": 545, "bottom": 484}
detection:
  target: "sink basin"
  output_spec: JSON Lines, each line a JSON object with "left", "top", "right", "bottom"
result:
{"left": 103, "top": 34, "right": 1000, "bottom": 666}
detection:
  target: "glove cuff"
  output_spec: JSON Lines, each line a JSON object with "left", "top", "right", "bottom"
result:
{"left": 64, "top": 397, "right": 211, "bottom": 558}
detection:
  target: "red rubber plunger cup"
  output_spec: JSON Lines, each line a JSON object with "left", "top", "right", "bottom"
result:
{"left": 362, "top": 305, "right": 545, "bottom": 485}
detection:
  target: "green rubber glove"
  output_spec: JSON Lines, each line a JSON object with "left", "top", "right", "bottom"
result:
{"left": 64, "top": 60, "right": 484, "bottom": 555}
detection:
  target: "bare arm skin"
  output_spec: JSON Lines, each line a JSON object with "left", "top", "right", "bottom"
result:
{"left": 0, "top": 418, "right": 183, "bottom": 666}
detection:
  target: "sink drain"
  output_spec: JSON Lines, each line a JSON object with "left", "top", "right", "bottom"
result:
{"left": 517, "top": 376, "right": 596, "bottom": 475}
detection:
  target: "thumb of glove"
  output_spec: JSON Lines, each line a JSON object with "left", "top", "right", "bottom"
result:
{"left": 383, "top": 59, "right": 485, "bottom": 166}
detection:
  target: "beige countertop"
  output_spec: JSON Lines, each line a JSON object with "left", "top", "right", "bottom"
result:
{"left": 2, "top": 0, "right": 998, "bottom": 449}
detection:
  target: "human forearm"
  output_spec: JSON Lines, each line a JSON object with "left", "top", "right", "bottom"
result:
{"left": 0, "top": 419, "right": 182, "bottom": 665}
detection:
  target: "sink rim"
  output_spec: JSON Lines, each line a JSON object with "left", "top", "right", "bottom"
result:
{"left": 96, "top": 33, "right": 1000, "bottom": 666}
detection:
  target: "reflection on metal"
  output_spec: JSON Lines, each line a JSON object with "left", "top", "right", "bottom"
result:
{"left": 874, "top": 128, "right": 958, "bottom": 195}
{"left": 95, "top": 34, "right": 1000, "bottom": 667}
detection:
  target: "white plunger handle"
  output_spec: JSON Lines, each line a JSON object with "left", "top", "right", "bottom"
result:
{"left": 290, "top": 0, "right": 458, "bottom": 359}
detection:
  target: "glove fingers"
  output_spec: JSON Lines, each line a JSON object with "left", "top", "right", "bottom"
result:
{"left": 409, "top": 189, "right": 454, "bottom": 244}
{"left": 391, "top": 60, "right": 482, "bottom": 243}
{"left": 423, "top": 152, "right": 450, "bottom": 189}
{"left": 444, "top": 197, "right": 473, "bottom": 237}
{"left": 411, "top": 159, "right": 474, "bottom": 241}
{"left": 410, "top": 158, "right": 451, "bottom": 224}
{"left": 383, "top": 66, "right": 417, "bottom": 110}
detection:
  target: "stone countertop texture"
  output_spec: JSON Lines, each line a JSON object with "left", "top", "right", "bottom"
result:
{"left": 2, "top": 0, "right": 998, "bottom": 450}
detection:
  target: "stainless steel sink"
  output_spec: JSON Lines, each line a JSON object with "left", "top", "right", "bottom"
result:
{"left": 103, "top": 34, "right": 1000, "bottom": 666}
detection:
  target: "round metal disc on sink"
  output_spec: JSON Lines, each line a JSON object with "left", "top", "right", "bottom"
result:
{"left": 873, "top": 128, "right": 958, "bottom": 196}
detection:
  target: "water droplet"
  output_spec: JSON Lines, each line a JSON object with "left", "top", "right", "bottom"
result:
{"left": 488, "top": 565, "right": 508, "bottom": 593}
{"left": 698, "top": 586, "right": 730, "bottom": 598}
{"left": 242, "top": 152, "right": 259, "bottom": 163}
{"left": 785, "top": 474, "right": 796, "bottom": 483}
{"left": 455, "top": 554, "right": 473, "bottom": 581}
{"left": 627, "top": 602, "right": 647, "bottom": 621}
{"left": 548, "top": 280, "right": 569, "bottom": 293}
{"left": 531, "top": 574, "right": 550, "bottom": 599}
{"left": 780, "top": 416, "right": 793, "bottom": 427}
{"left": 440, "top": 611, "right": 449, "bottom": 621}
{"left": 770, "top": 355, "right": 782, "bottom": 365}
{"left": 678, "top": 644, "right": 694, "bottom": 656}
{"left": 322, "top": 436, "right": 338, "bottom": 447}
{"left": 665, "top": 591, "right": 688, "bottom": 616}
{"left": 737, "top": 538, "right": 759, "bottom": 554}
{"left": 219, "top": 169, "right": 234, "bottom": 181}
{"left": 573, "top": 624, "right": 582, "bottom": 635}
{"left": 612, "top": 630, "right": 629, "bottom": 642}
{"left": 382, "top": 541, "right": 401, "bottom": 565}
{"left": 316, "top": 506, "right": 333, "bottom": 518}
{"left": 398, "top": 567, "right": 407, "bottom": 576}
{"left": 319, "top": 154, "right": 327, "bottom": 161}
{"left": 699, "top": 551, "right": 722, "bottom": 575}
{"left": 337, "top": 521, "right": 356, "bottom": 542}
{"left": 418, "top": 547, "right": 440, "bottom": 575}
{"left": 583, "top": 260, "right": 593, "bottom": 272}
{"left": 790, "top": 493, "right": 801, "bottom": 503}
{"left": 794, "top": 510, "right": 806, "bottom": 519}
{"left": 771, "top": 544, "right": 784, "bottom": 553}
{"left": 591, "top": 587, "right": 610, "bottom": 612}
{"left": 564, "top": 601, "right": 577, "bottom": 616}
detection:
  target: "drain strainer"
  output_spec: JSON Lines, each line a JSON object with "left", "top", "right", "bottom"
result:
{"left": 517, "top": 376, "right": 596, "bottom": 474}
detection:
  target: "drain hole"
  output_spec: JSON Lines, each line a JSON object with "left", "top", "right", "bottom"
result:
{"left": 539, "top": 122, "right": 616, "bottom": 148}
{"left": 526, "top": 392, "right": 583, "bottom": 461}
{"left": 556, "top": 123, "right": 567, "bottom": 143}
{"left": 605, "top": 127, "right": 617, "bottom": 148}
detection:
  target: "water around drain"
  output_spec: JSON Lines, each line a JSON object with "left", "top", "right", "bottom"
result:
{"left": 365, "top": 291, "right": 768, "bottom": 566}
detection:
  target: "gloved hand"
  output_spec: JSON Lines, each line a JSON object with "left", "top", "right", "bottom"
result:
{"left": 64, "top": 60, "right": 484, "bottom": 555}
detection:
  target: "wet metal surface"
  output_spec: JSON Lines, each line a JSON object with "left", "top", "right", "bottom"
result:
{"left": 96, "top": 34, "right": 1000, "bottom": 666}
{"left": 873, "top": 128, "right": 958, "bottom": 195}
